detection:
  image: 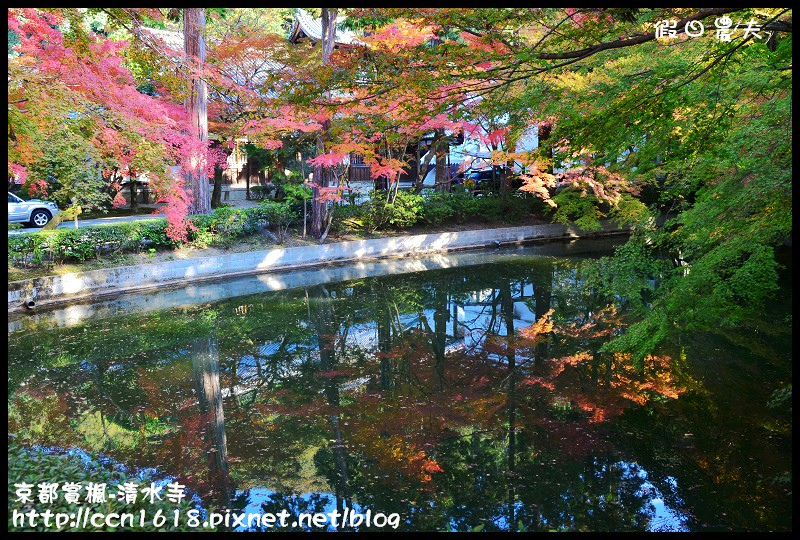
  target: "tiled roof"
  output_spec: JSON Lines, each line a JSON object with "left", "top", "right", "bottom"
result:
{"left": 140, "top": 9, "right": 361, "bottom": 56}
{"left": 288, "top": 8, "right": 359, "bottom": 46}
{"left": 136, "top": 10, "right": 361, "bottom": 99}
{"left": 140, "top": 26, "right": 185, "bottom": 51}
{"left": 140, "top": 27, "right": 285, "bottom": 90}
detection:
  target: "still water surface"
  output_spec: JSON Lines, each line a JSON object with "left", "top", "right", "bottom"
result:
{"left": 8, "top": 238, "right": 792, "bottom": 532}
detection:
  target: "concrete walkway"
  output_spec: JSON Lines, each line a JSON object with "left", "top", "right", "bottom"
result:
{"left": 9, "top": 213, "right": 161, "bottom": 235}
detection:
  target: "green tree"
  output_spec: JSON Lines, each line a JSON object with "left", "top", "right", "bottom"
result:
{"left": 28, "top": 128, "right": 111, "bottom": 227}
{"left": 334, "top": 7, "right": 792, "bottom": 361}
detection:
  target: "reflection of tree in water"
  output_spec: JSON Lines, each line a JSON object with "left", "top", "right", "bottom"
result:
{"left": 7, "top": 253, "right": 792, "bottom": 531}
{"left": 9, "top": 264, "right": 686, "bottom": 530}
{"left": 6, "top": 340, "right": 236, "bottom": 513}
{"left": 189, "top": 336, "right": 233, "bottom": 508}
{"left": 289, "top": 269, "right": 691, "bottom": 531}
{"left": 308, "top": 285, "right": 352, "bottom": 522}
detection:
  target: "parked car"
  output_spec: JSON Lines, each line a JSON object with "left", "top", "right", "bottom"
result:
{"left": 466, "top": 169, "right": 496, "bottom": 184}
{"left": 466, "top": 168, "right": 523, "bottom": 192}
{"left": 8, "top": 191, "right": 60, "bottom": 227}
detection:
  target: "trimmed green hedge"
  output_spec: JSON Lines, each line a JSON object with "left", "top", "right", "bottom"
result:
{"left": 333, "top": 190, "right": 541, "bottom": 232}
{"left": 8, "top": 205, "right": 286, "bottom": 268}
{"left": 8, "top": 219, "right": 175, "bottom": 267}
{"left": 421, "top": 190, "right": 541, "bottom": 226}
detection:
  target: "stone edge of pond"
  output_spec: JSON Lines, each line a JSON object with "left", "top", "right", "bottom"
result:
{"left": 8, "top": 222, "right": 629, "bottom": 314}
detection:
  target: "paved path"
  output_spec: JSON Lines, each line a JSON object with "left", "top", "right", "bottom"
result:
{"left": 9, "top": 213, "right": 163, "bottom": 235}
{"left": 57, "top": 214, "right": 165, "bottom": 228}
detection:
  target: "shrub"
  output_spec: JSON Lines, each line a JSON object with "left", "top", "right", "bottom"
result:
{"left": 47, "top": 228, "right": 98, "bottom": 261}
{"left": 132, "top": 219, "right": 175, "bottom": 249}
{"left": 258, "top": 200, "right": 296, "bottom": 243}
{"left": 448, "top": 192, "right": 482, "bottom": 223}
{"left": 332, "top": 203, "right": 365, "bottom": 233}
{"left": 7, "top": 206, "right": 270, "bottom": 268}
{"left": 7, "top": 218, "right": 177, "bottom": 268}
{"left": 420, "top": 192, "right": 457, "bottom": 226}
{"left": 419, "top": 191, "right": 537, "bottom": 226}
{"left": 249, "top": 184, "right": 273, "bottom": 200}
{"left": 421, "top": 191, "right": 482, "bottom": 225}
{"left": 360, "top": 190, "right": 423, "bottom": 232}
{"left": 208, "top": 207, "right": 249, "bottom": 246}
{"left": 186, "top": 207, "right": 265, "bottom": 248}
{"left": 478, "top": 196, "right": 533, "bottom": 223}
{"left": 8, "top": 231, "right": 49, "bottom": 267}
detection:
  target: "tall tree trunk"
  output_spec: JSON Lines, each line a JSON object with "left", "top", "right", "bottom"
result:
{"left": 502, "top": 122, "right": 521, "bottom": 201}
{"left": 246, "top": 158, "right": 252, "bottom": 200}
{"left": 434, "top": 128, "right": 449, "bottom": 192}
{"left": 211, "top": 160, "right": 223, "bottom": 208}
{"left": 506, "top": 367, "right": 517, "bottom": 531}
{"left": 500, "top": 278, "right": 518, "bottom": 530}
{"left": 309, "top": 285, "right": 351, "bottom": 513}
{"left": 432, "top": 285, "right": 448, "bottom": 391}
{"left": 538, "top": 121, "right": 554, "bottom": 178}
{"left": 501, "top": 153, "right": 514, "bottom": 203}
{"left": 184, "top": 8, "right": 210, "bottom": 215}
{"left": 491, "top": 143, "right": 500, "bottom": 195}
{"left": 378, "top": 306, "right": 393, "bottom": 391}
{"left": 501, "top": 278, "right": 517, "bottom": 372}
{"left": 412, "top": 141, "right": 422, "bottom": 192}
{"left": 311, "top": 8, "right": 338, "bottom": 239}
{"left": 311, "top": 130, "right": 329, "bottom": 238}
{"left": 129, "top": 178, "right": 138, "bottom": 212}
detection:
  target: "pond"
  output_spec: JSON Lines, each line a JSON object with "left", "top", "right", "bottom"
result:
{"left": 8, "top": 237, "right": 792, "bottom": 532}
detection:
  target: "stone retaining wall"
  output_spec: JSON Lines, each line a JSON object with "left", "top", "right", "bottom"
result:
{"left": 8, "top": 222, "right": 628, "bottom": 313}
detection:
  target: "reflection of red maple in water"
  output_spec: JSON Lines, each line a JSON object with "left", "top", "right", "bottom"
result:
{"left": 146, "top": 403, "right": 226, "bottom": 502}
{"left": 128, "top": 367, "right": 231, "bottom": 504}
{"left": 349, "top": 427, "right": 445, "bottom": 485}
{"left": 124, "top": 305, "right": 685, "bottom": 492}
{"left": 514, "top": 307, "right": 686, "bottom": 422}
{"left": 335, "top": 306, "right": 688, "bottom": 464}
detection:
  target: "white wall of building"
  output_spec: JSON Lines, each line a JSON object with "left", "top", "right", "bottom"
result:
{"left": 419, "top": 124, "right": 541, "bottom": 185}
